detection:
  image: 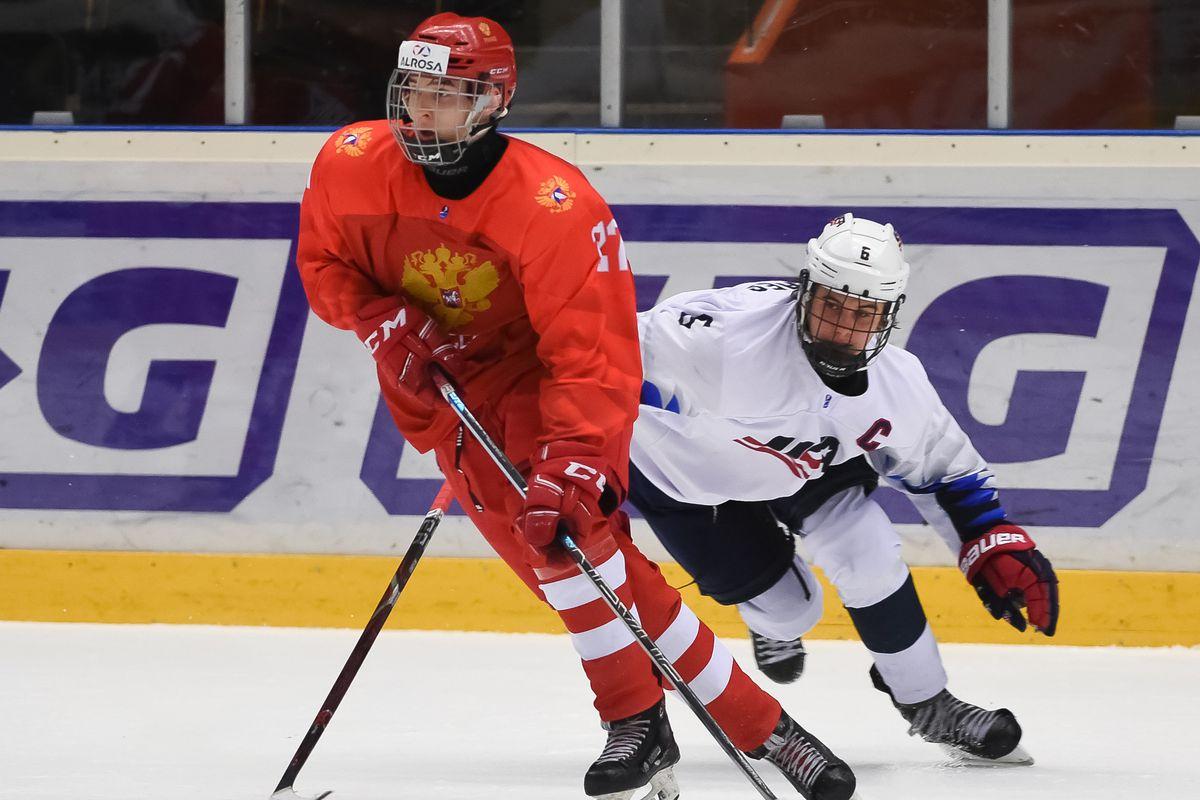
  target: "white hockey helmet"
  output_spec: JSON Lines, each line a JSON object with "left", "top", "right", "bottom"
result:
{"left": 796, "top": 213, "right": 909, "bottom": 378}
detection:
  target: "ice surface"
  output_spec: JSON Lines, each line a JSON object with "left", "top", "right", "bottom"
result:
{"left": 1, "top": 622, "right": 1196, "bottom": 799}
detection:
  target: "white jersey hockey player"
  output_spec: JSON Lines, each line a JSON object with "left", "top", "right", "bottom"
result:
{"left": 629, "top": 213, "right": 1059, "bottom": 763}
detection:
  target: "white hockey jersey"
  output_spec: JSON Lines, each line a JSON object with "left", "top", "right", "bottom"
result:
{"left": 632, "top": 281, "right": 1003, "bottom": 549}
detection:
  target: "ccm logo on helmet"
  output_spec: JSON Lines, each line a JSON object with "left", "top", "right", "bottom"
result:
{"left": 397, "top": 40, "right": 450, "bottom": 75}
{"left": 958, "top": 530, "right": 1029, "bottom": 575}
{"left": 361, "top": 308, "right": 407, "bottom": 354}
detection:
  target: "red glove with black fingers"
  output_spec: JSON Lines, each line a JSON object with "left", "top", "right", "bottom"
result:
{"left": 352, "top": 296, "right": 462, "bottom": 406}
{"left": 518, "top": 442, "right": 615, "bottom": 553}
{"left": 959, "top": 523, "right": 1059, "bottom": 636}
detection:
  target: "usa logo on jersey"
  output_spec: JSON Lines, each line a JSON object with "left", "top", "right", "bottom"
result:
{"left": 733, "top": 434, "right": 840, "bottom": 480}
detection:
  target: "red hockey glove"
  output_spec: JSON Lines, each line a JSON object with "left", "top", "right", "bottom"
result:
{"left": 353, "top": 296, "right": 462, "bottom": 406}
{"left": 959, "top": 524, "right": 1059, "bottom": 636}
{"left": 518, "top": 443, "right": 614, "bottom": 551}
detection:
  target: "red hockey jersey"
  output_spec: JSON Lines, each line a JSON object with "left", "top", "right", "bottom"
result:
{"left": 297, "top": 121, "right": 642, "bottom": 474}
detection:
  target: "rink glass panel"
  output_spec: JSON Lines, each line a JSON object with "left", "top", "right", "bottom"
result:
{"left": 3, "top": 1, "right": 1198, "bottom": 129}
{"left": 0, "top": 0, "right": 226, "bottom": 125}
{"left": 722, "top": 0, "right": 1200, "bottom": 129}
{"left": 246, "top": 0, "right": 602, "bottom": 128}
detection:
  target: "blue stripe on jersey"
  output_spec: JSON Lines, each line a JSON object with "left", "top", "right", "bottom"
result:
{"left": 944, "top": 473, "right": 991, "bottom": 493}
{"left": 957, "top": 487, "right": 999, "bottom": 508}
{"left": 640, "top": 380, "right": 680, "bottom": 413}
{"left": 901, "top": 471, "right": 989, "bottom": 495}
{"left": 927, "top": 471, "right": 1009, "bottom": 542}
{"left": 964, "top": 507, "right": 1008, "bottom": 531}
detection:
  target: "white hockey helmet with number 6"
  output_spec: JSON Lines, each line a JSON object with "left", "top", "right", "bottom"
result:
{"left": 806, "top": 213, "right": 909, "bottom": 301}
{"left": 796, "top": 213, "right": 910, "bottom": 378}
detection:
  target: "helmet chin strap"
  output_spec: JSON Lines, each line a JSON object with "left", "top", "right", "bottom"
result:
{"left": 805, "top": 340, "right": 868, "bottom": 378}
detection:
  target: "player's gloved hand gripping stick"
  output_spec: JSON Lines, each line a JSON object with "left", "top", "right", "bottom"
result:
{"left": 353, "top": 295, "right": 464, "bottom": 409}
{"left": 430, "top": 368, "right": 785, "bottom": 800}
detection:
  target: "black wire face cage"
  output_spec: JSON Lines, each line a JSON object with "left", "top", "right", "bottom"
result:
{"left": 795, "top": 271, "right": 904, "bottom": 379}
{"left": 386, "top": 70, "right": 498, "bottom": 166}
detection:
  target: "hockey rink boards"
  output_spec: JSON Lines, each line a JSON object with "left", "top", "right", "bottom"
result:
{"left": 1, "top": 130, "right": 1198, "bottom": 797}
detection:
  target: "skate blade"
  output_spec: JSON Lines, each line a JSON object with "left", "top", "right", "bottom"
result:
{"left": 591, "top": 766, "right": 680, "bottom": 800}
{"left": 938, "top": 742, "right": 1035, "bottom": 766}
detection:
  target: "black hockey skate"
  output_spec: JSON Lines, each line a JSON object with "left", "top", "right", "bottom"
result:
{"left": 747, "top": 711, "right": 857, "bottom": 800}
{"left": 870, "top": 664, "right": 1032, "bottom": 764}
{"left": 750, "top": 630, "right": 807, "bottom": 684}
{"left": 584, "top": 699, "right": 681, "bottom": 800}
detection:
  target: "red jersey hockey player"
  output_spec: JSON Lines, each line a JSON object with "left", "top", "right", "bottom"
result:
{"left": 297, "top": 12, "right": 857, "bottom": 800}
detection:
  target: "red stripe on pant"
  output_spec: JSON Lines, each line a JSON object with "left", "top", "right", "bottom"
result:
{"left": 624, "top": 557, "right": 781, "bottom": 751}
{"left": 555, "top": 582, "right": 637, "bottom": 635}
{"left": 435, "top": 428, "right": 781, "bottom": 751}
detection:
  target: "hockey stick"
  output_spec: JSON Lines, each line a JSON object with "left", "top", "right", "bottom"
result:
{"left": 432, "top": 370, "right": 779, "bottom": 800}
{"left": 270, "top": 482, "right": 456, "bottom": 800}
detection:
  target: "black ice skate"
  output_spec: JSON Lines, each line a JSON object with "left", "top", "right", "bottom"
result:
{"left": 750, "top": 630, "right": 807, "bottom": 684}
{"left": 584, "top": 699, "right": 680, "bottom": 800}
{"left": 747, "top": 711, "right": 858, "bottom": 800}
{"left": 870, "top": 664, "right": 1033, "bottom": 765}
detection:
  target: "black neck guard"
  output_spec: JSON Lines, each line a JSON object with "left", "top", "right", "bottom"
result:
{"left": 818, "top": 369, "right": 868, "bottom": 397}
{"left": 421, "top": 128, "right": 509, "bottom": 201}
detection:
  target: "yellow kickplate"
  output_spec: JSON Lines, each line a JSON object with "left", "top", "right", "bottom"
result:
{"left": 2, "top": 549, "right": 1198, "bottom": 647}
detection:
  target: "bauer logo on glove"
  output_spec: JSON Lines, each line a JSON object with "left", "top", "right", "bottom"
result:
{"left": 958, "top": 529, "right": 1031, "bottom": 575}
{"left": 959, "top": 523, "right": 1060, "bottom": 636}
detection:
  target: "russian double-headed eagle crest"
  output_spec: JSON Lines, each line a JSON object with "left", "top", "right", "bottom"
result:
{"left": 402, "top": 245, "right": 500, "bottom": 328}
{"left": 534, "top": 175, "right": 576, "bottom": 214}
{"left": 335, "top": 126, "right": 373, "bottom": 157}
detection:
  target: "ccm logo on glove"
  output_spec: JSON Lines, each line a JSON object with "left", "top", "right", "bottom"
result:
{"left": 352, "top": 296, "right": 462, "bottom": 408}
{"left": 518, "top": 444, "right": 616, "bottom": 553}
{"left": 360, "top": 307, "right": 408, "bottom": 354}
{"left": 564, "top": 461, "right": 607, "bottom": 493}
